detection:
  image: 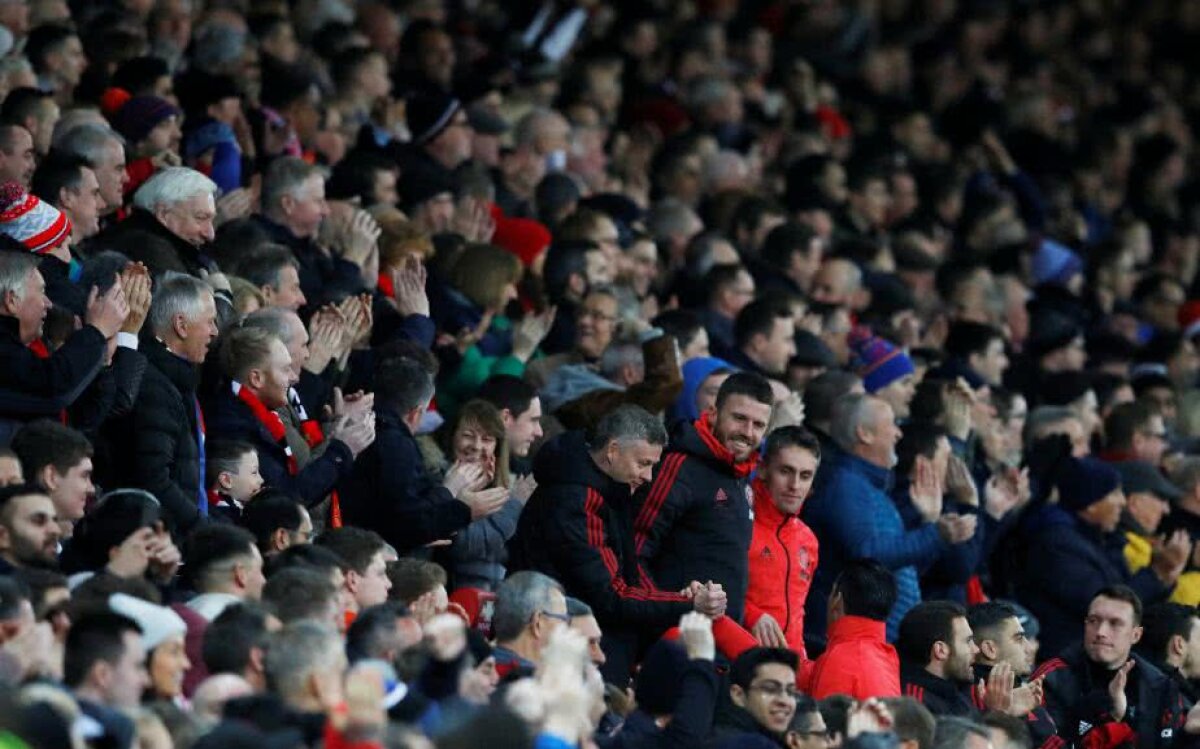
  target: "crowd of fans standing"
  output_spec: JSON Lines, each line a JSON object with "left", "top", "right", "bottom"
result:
{"left": 3, "top": 0, "right": 1200, "bottom": 748}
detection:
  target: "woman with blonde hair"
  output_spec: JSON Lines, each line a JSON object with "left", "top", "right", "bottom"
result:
{"left": 436, "top": 399, "right": 536, "bottom": 590}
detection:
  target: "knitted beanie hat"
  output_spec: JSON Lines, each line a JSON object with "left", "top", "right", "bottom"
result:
{"left": 0, "top": 182, "right": 72, "bottom": 254}
{"left": 848, "top": 327, "right": 915, "bottom": 393}
{"left": 108, "top": 593, "right": 188, "bottom": 650}
{"left": 113, "top": 95, "right": 181, "bottom": 144}
{"left": 1055, "top": 456, "right": 1122, "bottom": 512}
{"left": 406, "top": 91, "right": 462, "bottom": 145}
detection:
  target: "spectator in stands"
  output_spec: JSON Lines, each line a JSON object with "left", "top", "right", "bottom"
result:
{"left": 807, "top": 560, "right": 900, "bottom": 700}
{"left": 63, "top": 610, "right": 147, "bottom": 749}
{"left": 201, "top": 603, "right": 274, "bottom": 693}
{"left": 896, "top": 601, "right": 979, "bottom": 716}
{"left": 566, "top": 597, "right": 606, "bottom": 669}
{"left": 636, "top": 373, "right": 774, "bottom": 626}
{"left": 478, "top": 375, "right": 545, "bottom": 473}
{"left": 0, "top": 124, "right": 36, "bottom": 186}
{"left": 727, "top": 299, "right": 797, "bottom": 381}
{"left": 30, "top": 153, "right": 102, "bottom": 241}
{"left": 968, "top": 602, "right": 1056, "bottom": 745}
{"left": 262, "top": 566, "right": 343, "bottom": 630}
{"left": 491, "top": 571, "right": 568, "bottom": 680}
{"left": 512, "top": 405, "right": 722, "bottom": 684}
{"left": 1101, "top": 401, "right": 1170, "bottom": 468}
{"left": 1036, "top": 586, "right": 1189, "bottom": 749}
{"left": 0, "top": 484, "right": 60, "bottom": 574}
{"left": 122, "top": 272, "right": 216, "bottom": 533}
{"left": 314, "top": 527, "right": 393, "bottom": 613}
{"left": 203, "top": 439, "right": 262, "bottom": 522}
{"left": 714, "top": 647, "right": 800, "bottom": 744}
{"left": 240, "top": 489, "right": 312, "bottom": 556}
{"left": 234, "top": 245, "right": 307, "bottom": 312}
{"left": 185, "top": 524, "right": 266, "bottom": 621}
{"left": 1135, "top": 602, "right": 1200, "bottom": 702}
{"left": 10, "top": 419, "right": 93, "bottom": 534}
{"left": 744, "top": 426, "right": 821, "bottom": 655}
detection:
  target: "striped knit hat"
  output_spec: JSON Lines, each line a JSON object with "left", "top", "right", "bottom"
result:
{"left": 848, "top": 326, "right": 915, "bottom": 393}
{"left": 0, "top": 182, "right": 72, "bottom": 255}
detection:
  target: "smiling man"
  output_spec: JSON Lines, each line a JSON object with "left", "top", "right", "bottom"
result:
{"left": 744, "top": 426, "right": 821, "bottom": 656}
{"left": 635, "top": 372, "right": 775, "bottom": 626}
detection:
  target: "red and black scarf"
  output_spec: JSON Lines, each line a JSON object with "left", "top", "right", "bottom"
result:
{"left": 694, "top": 411, "right": 759, "bottom": 478}
{"left": 234, "top": 381, "right": 298, "bottom": 473}
{"left": 289, "top": 388, "right": 342, "bottom": 528}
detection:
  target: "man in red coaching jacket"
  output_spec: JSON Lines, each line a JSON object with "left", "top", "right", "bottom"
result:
{"left": 634, "top": 371, "right": 774, "bottom": 625}
{"left": 744, "top": 425, "right": 820, "bottom": 656}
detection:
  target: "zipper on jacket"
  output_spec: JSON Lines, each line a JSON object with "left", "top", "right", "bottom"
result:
{"left": 776, "top": 517, "right": 791, "bottom": 636}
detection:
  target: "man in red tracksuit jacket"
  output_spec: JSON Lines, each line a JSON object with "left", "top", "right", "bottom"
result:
{"left": 635, "top": 372, "right": 775, "bottom": 625}
{"left": 806, "top": 559, "right": 902, "bottom": 699}
{"left": 744, "top": 425, "right": 821, "bottom": 657}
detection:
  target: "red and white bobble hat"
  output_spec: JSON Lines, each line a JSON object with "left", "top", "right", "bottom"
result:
{"left": 0, "top": 181, "right": 73, "bottom": 255}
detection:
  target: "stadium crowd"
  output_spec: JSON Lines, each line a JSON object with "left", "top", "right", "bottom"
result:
{"left": 3, "top": 0, "right": 1200, "bottom": 748}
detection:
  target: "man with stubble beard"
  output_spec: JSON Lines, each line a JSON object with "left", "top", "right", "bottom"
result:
{"left": 634, "top": 372, "right": 775, "bottom": 626}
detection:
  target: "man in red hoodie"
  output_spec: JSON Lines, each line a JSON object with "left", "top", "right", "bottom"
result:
{"left": 744, "top": 425, "right": 821, "bottom": 657}
{"left": 806, "top": 558, "right": 902, "bottom": 699}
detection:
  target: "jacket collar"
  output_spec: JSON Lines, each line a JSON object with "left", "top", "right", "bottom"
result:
{"left": 901, "top": 662, "right": 968, "bottom": 699}
{"left": 685, "top": 413, "right": 759, "bottom": 478}
{"left": 144, "top": 337, "right": 200, "bottom": 394}
{"left": 752, "top": 477, "right": 794, "bottom": 527}
{"left": 838, "top": 450, "right": 894, "bottom": 491}
{"left": 827, "top": 615, "right": 888, "bottom": 643}
{"left": 0, "top": 314, "right": 21, "bottom": 343}
{"left": 124, "top": 208, "right": 212, "bottom": 268}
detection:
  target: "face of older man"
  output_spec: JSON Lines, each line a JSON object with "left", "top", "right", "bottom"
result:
{"left": 157, "top": 193, "right": 217, "bottom": 246}
{"left": 95, "top": 140, "right": 129, "bottom": 213}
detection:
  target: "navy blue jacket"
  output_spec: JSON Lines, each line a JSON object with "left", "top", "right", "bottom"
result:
{"left": 1015, "top": 504, "right": 1169, "bottom": 659}
{"left": 600, "top": 661, "right": 720, "bottom": 749}
{"left": 339, "top": 407, "right": 472, "bottom": 553}
{"left": 803, "top": 450, "right": 945, "bottom": 643}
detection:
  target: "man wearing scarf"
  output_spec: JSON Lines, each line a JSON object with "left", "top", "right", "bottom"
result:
{"left": 634, "top": 371, "right": 775, "bottom": 625}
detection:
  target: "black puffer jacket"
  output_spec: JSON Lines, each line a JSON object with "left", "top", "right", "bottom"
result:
{"left": 633, "top": 416, "right": 755, "bottom": 623}
{"left": 118, "top": 337, "right": 205, "bottom": 534}
{"left": 509, "top": 431, "right": 693, "bottom": 683}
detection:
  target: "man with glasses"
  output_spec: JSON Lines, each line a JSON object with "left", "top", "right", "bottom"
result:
{"left": 490, "top": 570, "right": 570, "bottom": 680}
{"left": 1102, "top": 401, "right": 1170, "bottom": 469}
{"left": 715, "top": 646, "right": 800, "bottom": 744}
{"left": 786, "top": 695, "right": 833, "bottom": 749}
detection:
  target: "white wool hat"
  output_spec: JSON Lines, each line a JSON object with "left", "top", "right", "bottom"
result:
{"left": 108, "top": 593, "right": 188, "bottom": 651}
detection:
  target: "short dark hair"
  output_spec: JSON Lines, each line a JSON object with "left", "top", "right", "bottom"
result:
{"left": 895, "top": 422, "right": 947, "bottom": 480}
{"left": 346, "top": 600, "right": 410, "bottom": 662}
{"left": 386, "top": 558, "right": 447, "bottom": 604}
{"left": 934, "top": 717, "right": 991, "bottom": 749}
{"left": 63, "top": 610, "right": 142, "bottom": 687}
{"left": 734, "top": 299, "right": 790, "bottom": 351}
{"left": 375, "top": 357, "right": 435, "bottom": 414}
{"left": 265, "top": 542, "right": 346, "bottom": 577}
{"left": 882, "top": 697, "right": 936, "bottom": 749}
{"left": 0, "top": 483, "right": 50, "bottom": 518}
{"left": 703, "top": 263, "right": 745, "bottom": 303}
{"left": 262, "top": 567, "right": 339, "bottom": 624}
{"left": 652, "top": 309, "right": 705, "bottom": 353}
{"left": 111, "top": 56, "right": 171, "bottom": 96}
{"left": 23, "top": 25, "right": 78, "bottom": 74}
{"left": 185, "top": 524, "right": 258, "bottom": 591}
{"left": 715, "top": 371, "right": 774, "bottom": 411}
{"left": 764, "top": 426, "right": 821, "bottom": 464}
{"left": 967, "top": 602, "right": 1019, "bottom": 641}
{"left": 897, "top": 601, "right": 967, "bottom": 667}
{"left": 788, "top": 694, "right": 822, "bottom": 732}
{"left": 762, "top": 222, "right": 818, "bottom": 272}
{"left": 1093, "top": 585, "right": 1143, "bottom": 625}
{"left": 1138, "top": 602, "right": 1198, "bottom": 664}
{"left": 239, "top": 490, "right": 305, "bottom": 551}
{"left": 30, "top": 154, "right": 89, "bottom": 207}
{"left": 315, "top": 527, "right": 387, "bottom": 575}
{"left": 565, "top": 596, "right": 593, "bottom": 619}
{"left": 729, "top": 646, "right": 799, "bottom": 690}
{"left": 477, "top": 375, "right": 537, "bottom": 418}
{"left": 0, "top": 88, "right": 54, "bottom": 127}
{"left": 233, "top": 244, "right": 299, "bottom": 290}
{"left": 1105, "top": 401, "right": 1158, "bottom": 451}
{"left": 944, "top": 321, "right": 1004, "bottom": 361}
{"left": 327, "top": 150, "right": 396, "bottom": 204}
{"left": 833, "top": 559, "right": 897, "bottom": 621}
{"left": 803, "top": 370, "right": 861, "bottom": 428}
{"left": 205, "top": 439, "right": 256, "bottom": 489}
{"left": 10, "top": 420, "right": 93, "bottom": 480}
{"left": 202, "top": 602, "right": 271, "bottom": 676}
{"left": 11, "top": 567, "right": 67, "bottom": 620}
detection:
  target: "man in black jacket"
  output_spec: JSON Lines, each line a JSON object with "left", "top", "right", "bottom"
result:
{"left": 634, "top": 371, "right": 774, "bottom": 625}
{"left": 709, "top": 646, "right": 799, "bottom": 748}
{"left": 510, "top": 404, "right": 725, "bottom": 685}
{"left": 0, "top": 251, "right": 126, "bottom": 423}
{"left": 340, "top": 356, "right": 506, "bottom": 553}
{"left": 119, "top": 272, "right": 217, "bottom": 534}
{"left": 1137, "top": 602, "right": 1200, "bottom": 703}
{"left": 968, "top": 601, "right": 1058, "bottom": 748}
{"left": 1034, "top": 586, "right": 1192, "bottom": 749}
